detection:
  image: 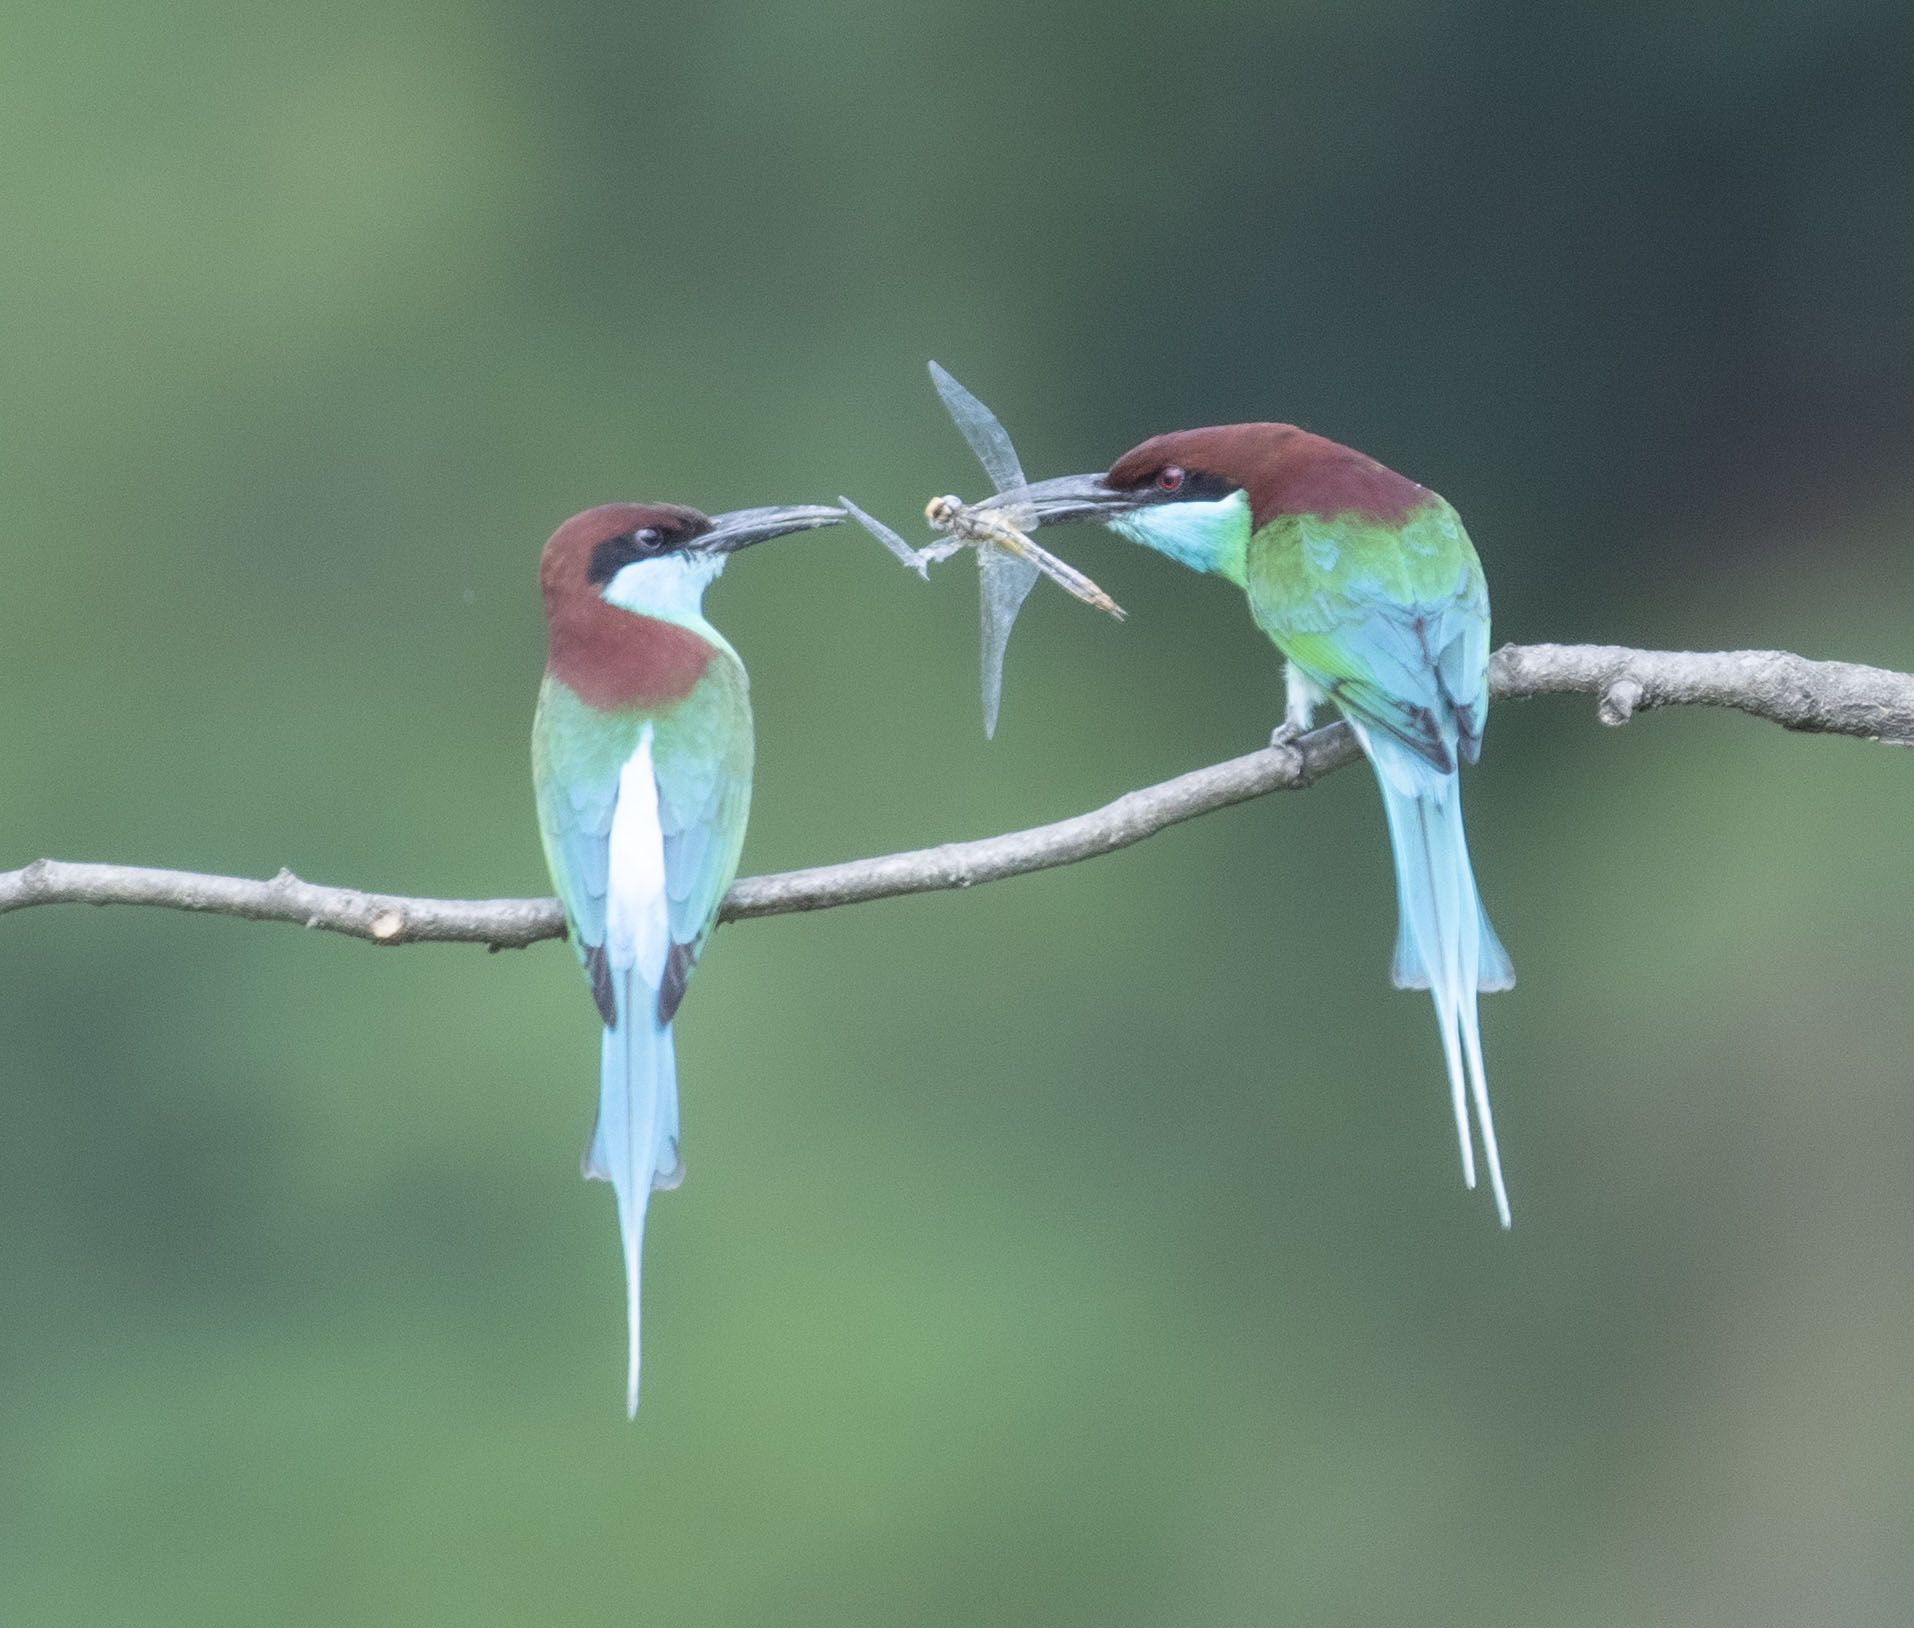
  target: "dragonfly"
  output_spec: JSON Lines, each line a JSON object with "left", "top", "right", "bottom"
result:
{"left": 841, "top": 362, "right": 1123, "bottom": 737}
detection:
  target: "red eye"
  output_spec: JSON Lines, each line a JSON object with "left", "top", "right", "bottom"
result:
{"left": 1155, "top": 466, "right": 1185, "bottom": 493}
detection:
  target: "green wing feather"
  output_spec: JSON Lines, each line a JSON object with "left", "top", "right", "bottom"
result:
{"left": 532, "top": 656, "right": 753, "bottom": 1021}
{"left": 1245, "top": 497, "right": 1490, "bottom": 767}
{"left": 650, "top": 657, "right": 753, "bottom": 1017}
{"left": 533, "top": 676, "right": 639, "bottom": 970}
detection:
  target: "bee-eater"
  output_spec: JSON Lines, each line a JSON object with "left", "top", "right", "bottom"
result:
{"left": 534, "top": 498, "right": 843, "bottom": 1414}
{"left": 976, "top": 427, "right": 1516, "bottom": 1225}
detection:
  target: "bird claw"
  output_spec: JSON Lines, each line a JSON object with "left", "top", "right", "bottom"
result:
{"left": 1268, "top": 721, "right": 1304, "bottom": 750}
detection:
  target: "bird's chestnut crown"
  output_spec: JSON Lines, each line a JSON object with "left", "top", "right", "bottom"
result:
{"left": 583, "top": 507, "right": 714, "bottom": 586}
{"left": 982, "top": 423, "right": 1427, "bottom": 540}
{"left": 1103, "top": 429, "right": 1288, "bottom": 508}
{"left": 1104, "top": 447, "right": 1238, "bottom": 508}
{"left": 1101, "top": 423, "right": 1428, "bottom": 529}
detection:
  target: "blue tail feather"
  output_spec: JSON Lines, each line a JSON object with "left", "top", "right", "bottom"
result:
{"left": 584, "top": 975, "right": 682, "bottom": 1417}
{"left": 1359, "top": 728, "right": 1514, "bottom": 1227}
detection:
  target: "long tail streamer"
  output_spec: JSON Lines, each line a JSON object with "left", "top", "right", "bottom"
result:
{"left": 584, "top": 992, "right": 683, "bottom": 1416}
{"left": 1360, "top": 729, "right": 1515, "bottom": 1227}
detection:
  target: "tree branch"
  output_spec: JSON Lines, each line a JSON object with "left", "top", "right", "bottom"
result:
{"left": 2, "top": 642, "right": 1909, "bottom": 949}
{"left": 1489, "top": 642, "right": 1914, "bottom": 739}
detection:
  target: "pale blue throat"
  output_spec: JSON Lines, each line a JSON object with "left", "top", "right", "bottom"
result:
{"left": 1107, "top": 488, "right": 1251, "bottom": 582}
{"left": 602, "top": 553, "right": 737, "bottom": 657}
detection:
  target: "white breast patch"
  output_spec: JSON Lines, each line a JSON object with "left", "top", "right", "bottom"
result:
{"left": 606, "top": 723, "right": 671, "bottom": 988}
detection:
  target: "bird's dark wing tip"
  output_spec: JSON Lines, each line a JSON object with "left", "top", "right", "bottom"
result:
{"left": 585, "top": 943, "right": 617, "bottom": 1027}
{"left": 1402, "top": 704, "right": 1456, "bottom": 773}
{"left": 657, "top": 941, "right": 697, "bottom": 1025}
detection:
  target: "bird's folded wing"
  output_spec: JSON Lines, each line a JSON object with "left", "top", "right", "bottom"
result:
{"left": 1256, "top": 514, "right": 1490, "bottom": 773}
{"left": 651, "top": 674, "right": 753, "bottom": 1022}
{"left": 1280, "top": 614, "right": 1457, "bottom": 771}
{"left": 533, "top": 686, "right": 648, "bottom": 1020}
{"left": 536, "top": 766, "right": 620, "bottom": 1012}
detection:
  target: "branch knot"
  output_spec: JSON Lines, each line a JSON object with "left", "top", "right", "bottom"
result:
{"left": 1598, "top": 679, "right": 1643, "bottom": 726}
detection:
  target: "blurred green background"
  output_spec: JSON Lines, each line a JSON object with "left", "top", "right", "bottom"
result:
{"left": 4, "top": 1, "right": 1914, "bottom": 1622}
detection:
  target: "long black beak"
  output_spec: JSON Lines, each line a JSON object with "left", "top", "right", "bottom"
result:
{"left": 976, "top": 473, "right": 1143, "bottom": 528}
{"left": 696, "top": 503, "right": 846, "bottom": 555}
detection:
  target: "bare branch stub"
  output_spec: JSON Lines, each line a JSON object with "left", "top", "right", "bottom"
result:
{"left": 1488, "top": 643, "right": 1914, "bottom": 743}
{"left": 1, "top": 641, "right": 1910, "bottom": 947}
{"left": 1598, "top": 680, "right": 1644, "bottom": 727}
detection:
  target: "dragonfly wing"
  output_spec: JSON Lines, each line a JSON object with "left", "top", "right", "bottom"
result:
{"left": 997, "top": 500, "right": 1038, "bottom": 534}
{"left": 978, "top": 543, "right": 1041, "bottom": 739}
{"left": 929, "top": 362, "right": 1028, "bottom": 495}
{"left": 928, "top": 363, "right": 1043, "bottom": 735}
{"left": 838, "top": 495, "right": 929, "bottom": 578}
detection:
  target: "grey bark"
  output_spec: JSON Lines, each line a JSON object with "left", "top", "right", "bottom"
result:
{"left": 1, "top": 642, "right": 1907, "bottom": 949}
